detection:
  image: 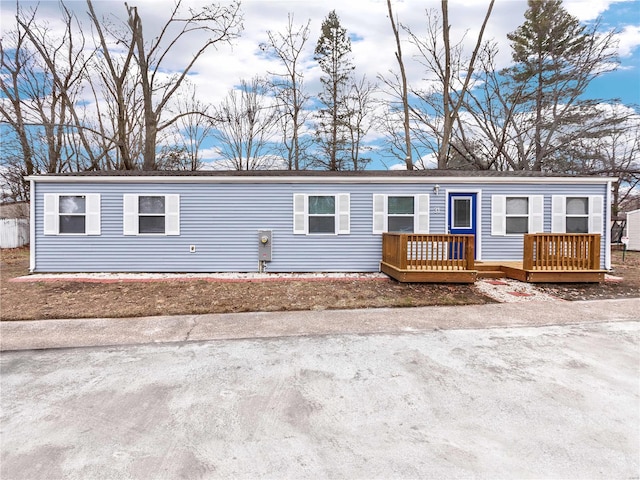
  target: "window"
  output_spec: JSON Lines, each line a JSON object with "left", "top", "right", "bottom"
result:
{"left": 372, "top": 194, "right": 429, "bottom": 234}
{"left": 452, "top": 197, "right": 472, "bottom": 229}
{"left": 506, "top": 197, "right": 529, "bottom": 234}
{"left": 43, "top": 194, "right": 101, "bottom": 235}
{"left": 388, "top": 196, "right": 415, "bottom": 232}
{"left": 309, "top": 195, "right": 336, "bottom": 234}
{"left": 123, "top": 194, "right": 180, "bottom": 236}
{"left": 491, "top": 195, "right": 543, "bottom": 236}
{"left": 293, "top": 194, "right": 350, "bottom": 235}
{"left": 566, "top": 197, "right": 589, "bottom": 233}
{"left": 139, "top": 196, "right": 166, "bottom": 234}
{"left": 59, "top": 195, "right": 86, "bottom": 234}
{"left": 552, "top": 196, "right": 603, "bottom": 234}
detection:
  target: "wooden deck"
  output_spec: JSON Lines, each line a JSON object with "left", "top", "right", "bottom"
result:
{"left": 476, "top": 261, "right": 605, "bottom": 283}
{"left": 381, "top": 233, "right": 477, "bottom": 283}
{"left": 381, "top": 233, "right": 605, "bottom": 283}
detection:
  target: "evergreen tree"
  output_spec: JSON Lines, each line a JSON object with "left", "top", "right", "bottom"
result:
{"left": 313, "top": 10, "right": 354, "bottom": 171}
{"left": 505, "top": 0, "right": 618, "bottom": 171}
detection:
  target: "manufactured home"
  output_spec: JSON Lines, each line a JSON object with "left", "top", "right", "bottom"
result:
{"left": 28, "top": 170, "right": 615, "bottom": 282}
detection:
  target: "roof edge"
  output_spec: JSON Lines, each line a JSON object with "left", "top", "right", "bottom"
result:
{"left": 27, "top": 173, "right": 617, "bottom": 185}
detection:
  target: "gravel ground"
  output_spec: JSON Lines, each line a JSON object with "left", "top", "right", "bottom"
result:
{"left": 473, "top": 278, "right": 560, "bottom": 303}
{"left": 10, "top": 271, "right": 389, "bottom": 282}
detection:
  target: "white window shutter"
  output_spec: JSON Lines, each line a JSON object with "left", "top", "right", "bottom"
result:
{"left": 551, "top": 196, "right": 566, "bottom": 233}
{"left": 372, "top": 194, "right": 387, "bottom": 234}
{"left": 293, "top": 194, "right": 307, "bottom": 234}
{"left": 588, "top": 195, "right": 603, "bottom": 234}
{"left": 44, "top": 194, "right": 59, "bottom": 235}
{"left": 415, "top": 194, "right": 430, "bottom": 233}
{"left": 165, "top": 194, "right": 180, "bottom": 235}
{"left": 337, "top": 193, "right": 350, "bottom": 235}
{"left": 529, "top": 195, "right": 544, "bottom": 233}
{"left": 123, "top": 194, "right": 138, "bottom": 235}
{"left": 85, "top": 194, "right": 101, "bottom": 235}
{"left": 491, "top": 195, "right": 506, "bottom": 236}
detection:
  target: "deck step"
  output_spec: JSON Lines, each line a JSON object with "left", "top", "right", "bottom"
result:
{"left": 477, "top": 270, "right": 506, "bottom": 279}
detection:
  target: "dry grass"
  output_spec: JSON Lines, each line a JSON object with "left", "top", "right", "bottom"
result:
{"left": 3, "top": 247, "right": 638, "bottom": 321}
{"left": 1, "top": 247, "right": 490, "bottom": 321}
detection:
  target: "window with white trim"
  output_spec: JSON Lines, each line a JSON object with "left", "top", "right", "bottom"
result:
{"left": 43, "top": 194, "right": 101, "bottom": 235}
{"left": 452, "top": 196, "right": 472, "bottom": 229}
{"left": 123, "top": 194, "right": 180, "bottom": 235}
{"left": 293, "top": 194, "right": 350, "bottom": 235}
{"left": 372, "top": 194, "right": 430, "bottom": 234}
{"left": 491, "top": 195, "right": 543, "bottom": 236}
{"left": 552, "top": 196, "right": 603, "bottom": 234}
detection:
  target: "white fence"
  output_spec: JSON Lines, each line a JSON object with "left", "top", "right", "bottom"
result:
{"left": 1, "top": 219, "right": 29, "bottom": 248}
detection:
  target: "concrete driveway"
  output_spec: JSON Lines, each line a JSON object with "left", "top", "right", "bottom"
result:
{"left": 1, "top": 318, "right": 638, "bottom": 479}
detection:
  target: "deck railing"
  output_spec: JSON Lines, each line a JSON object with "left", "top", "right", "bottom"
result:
{"left": 382, "top": 233, "right": 475, "bottom": 271}
{"left": 523, "top": 233, "right": 601, "bottom": 271}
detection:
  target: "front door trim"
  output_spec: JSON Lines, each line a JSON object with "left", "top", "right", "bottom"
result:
{"left": 445, "top": 189, "right": 482, "bottom": 260}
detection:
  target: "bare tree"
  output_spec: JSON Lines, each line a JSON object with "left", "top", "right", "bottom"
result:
{"left": 384, "top": 0, "right": 413, "bottom": 170}
{"left": 210, "top": 77, "right": 280, "bottom": 170}
{"left": 87, "top": 0, "right": 244, "bottom": 170}
{"left": 15, "top": 3, "right": 105, "bottom": 172}
{"left": 453, "top": 41, "right": 526, "bottom": 170}
{"left": 560, "top": 108, "right": 640, "bottom": 216}
{"left": 345, "top": 76, "right": 376, "bottom": 171}
{"left": 86, "top": 0, "right": 138, "bottom": 169}
{"left": 406, "top": 1, "right": 495, "bottom": 168}
{"left": 164, "top": 82, "right": 214, "bottom": 171}
{"left": 0, "top": 20, "right": 35, "bottom": 182}
{"left": 1, "top": 3, "right": 104, "bottom": 198}
{"left": 263, "top": 15, "right": 311, "bottom": 170}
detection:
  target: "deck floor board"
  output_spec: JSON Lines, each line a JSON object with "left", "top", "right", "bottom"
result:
{"left": 383, "top": 261, "right": 605, "bottom": 283}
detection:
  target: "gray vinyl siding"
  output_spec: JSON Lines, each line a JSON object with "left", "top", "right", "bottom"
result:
{"left": 32, "top": 180, "right": 610, "bottom": 272}
{"left": 478, "top": 183, "right": 608, "bottom": 265}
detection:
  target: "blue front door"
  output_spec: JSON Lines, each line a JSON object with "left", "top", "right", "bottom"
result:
{"left": 448, "top": 193, "right": 477, "bottom": 259}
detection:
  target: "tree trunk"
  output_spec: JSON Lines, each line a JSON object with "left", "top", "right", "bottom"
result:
{"left": 386, "top": 0, "right": 413, "bottom": 170}
{"left": 438, "top": 0, "right": 452, "bottom": 169}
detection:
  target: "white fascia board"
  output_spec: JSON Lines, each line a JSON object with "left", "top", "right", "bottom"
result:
{"left": 26, "top": 175, "right": 618, "bottom": 185}
{"left": 606, "top": 180, "right": 612, "bottom": 270}
{"left": 29, "top": 179, "right": 35, "bottom": 273}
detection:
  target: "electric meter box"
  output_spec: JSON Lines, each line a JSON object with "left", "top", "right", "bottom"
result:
{"left": 258, "top": 230, "right": 272, "bottom": 261}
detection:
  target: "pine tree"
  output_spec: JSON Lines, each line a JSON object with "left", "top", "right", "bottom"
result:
{"left": 505, "top": 0, "right": 618, "bottom": 171}
{"left": 313, "top": 10, "right": 354, "bottom": 171}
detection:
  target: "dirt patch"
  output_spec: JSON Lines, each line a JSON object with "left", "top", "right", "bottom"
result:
{"left": 1, "top": 247, "right": 490, "bottom": 321}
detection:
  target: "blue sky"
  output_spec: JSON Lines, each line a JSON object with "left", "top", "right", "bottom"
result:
{"left": 585, "top": 1, "right": 640, "bottom": 105}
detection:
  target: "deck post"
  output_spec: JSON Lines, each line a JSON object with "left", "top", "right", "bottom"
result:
{"left": 399, "top": 234, "right": 408, "bottom": 270}
{"left": 523, "top": 235, "right": 534, "bottom": 270}
{"left": 590, "top": 234, "right": 601, "bottom": 270}
{"left": 465, "top": 237, "right": 475, "bottom": 270}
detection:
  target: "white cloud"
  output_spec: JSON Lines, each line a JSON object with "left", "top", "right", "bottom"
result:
{"left": 564, "top": 0, "right": 636, "bottom": 21}
{"left": 616, "top": 24, "right": 640, "bottom": 57}
{"left": 198, "top": 147, "right": 224, "bottom": 162}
